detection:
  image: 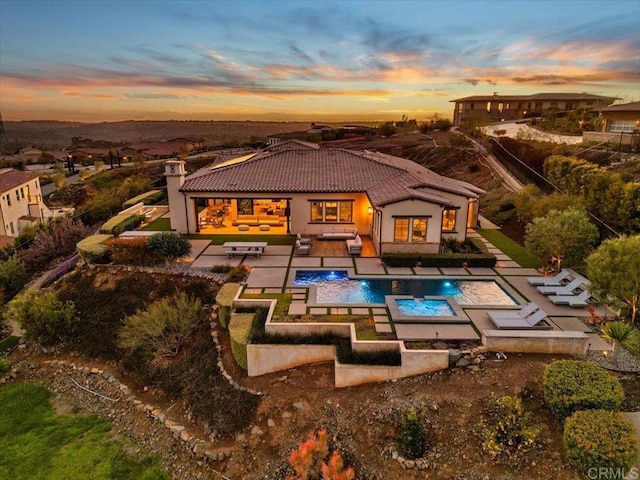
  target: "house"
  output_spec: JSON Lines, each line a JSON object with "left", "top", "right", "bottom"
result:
{"left": 0, "top": 168, "right": 50, "bottom": 236}
{"left": 451, "top": 92, "right": 620, "bottom": 126}
{"left": 66, "top": 147, "right": 110, "bottom": 163}
{"left": 19, "top": 148, "right": 42, "bottom": 162}
{"left": 583, "top": 102, "right": 640, "bottom": 145}
{"left": 167, "top": 137, "right": 205, "bottom": 151}
{"left": 165, "top": 143, "right": 484, "bottom": 256}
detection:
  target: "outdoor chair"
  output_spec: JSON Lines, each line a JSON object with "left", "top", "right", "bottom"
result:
{"left": 296, "top": 233, "right": 311, "bottom": 245}
{"left": 548, "top": 290, "right": 596, "bottom": 308}
{"left": 486, "top": 302, "right": 540, "bottom": 320}
{"left": 488, "top": 309, "right": 552, "bottom": 330}
{"left": 526, "top": 269, "right": 571, "bottom": 286}
{"left": 295, "top": 240, "right": 310, "bottom": 255}
{"left": 537, "top": 277, "right": 589, "bottom": 296}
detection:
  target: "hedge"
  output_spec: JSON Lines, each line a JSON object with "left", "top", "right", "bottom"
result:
{"left": 76, "top": 234, "right": 112, "bottom": 263}
{"left": 382, "top": 253, "right": 497, "bottom": 268}
{"left": 99, "top": 213, "right": 145, "bottom": 235}
{"left": 229, "top": 312, "right": 254, "bottom": 370}
{"left": 543, "top": 360, "right": 624, "bottom": 420}
{"left": 215, "top": 283, "right": 240, "bottom": 328}
{"left": 564, "top": 410, "right": 637, "bottom": 478}
{"left": 122, "top": 190, "right": 164, "bottom": 208}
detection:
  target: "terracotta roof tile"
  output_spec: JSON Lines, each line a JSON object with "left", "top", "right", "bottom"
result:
{"left": 0, "top": 169, "right": 38, "bottom": 193}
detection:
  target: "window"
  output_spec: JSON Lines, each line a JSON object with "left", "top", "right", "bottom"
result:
{"left": 20, "top": 187, "right": 25, "bottom": 199}
{"left": 237, "top": 199, "right": 253, "bottom": 215}
{"left": 16, "top": 190, "right": 20, "bottom": 202}
{"left": 469, "top": 103, "right": 475, "bottom": 110}
{"left": 309, "top": 200, "right": 353, "bottom": 223}
{"left": 609, "top": 120, "right": 635, "bottom": 133}
{"left": 394, "top": 217, "right": 428, "bottom": 243}
{"left": 486, "top": 102, "right": 492, "bottom": 113}
{"left": 9, "top": 222, "right": 14, "bottom": 235}
{"left": 498, "top": 103, "right": 504, "bottom": 114}
{"left": 6, "top": 194, "right": 11, "bottom": 207}
{"left": 442, "top": 209, "right": 457, "bottom": 232}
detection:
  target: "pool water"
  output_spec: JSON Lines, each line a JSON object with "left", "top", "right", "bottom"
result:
{"left": 395, "top": 299, "right": 455, "bottom": 316}
{"left": 293, "top": 270, "right": 517, "bottom": 305}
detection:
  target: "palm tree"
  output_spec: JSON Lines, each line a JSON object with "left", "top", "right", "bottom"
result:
{"left": 600, "top": 321, "right": 635, "bottom": 367}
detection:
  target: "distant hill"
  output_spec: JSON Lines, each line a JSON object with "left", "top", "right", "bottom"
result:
{"left": 2, "top": 120, "right": 350, "bottom": 151}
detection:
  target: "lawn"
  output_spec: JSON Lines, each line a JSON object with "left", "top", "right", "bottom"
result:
{"left": 241, "top": 293, "right": 293, "bottom": 316}
{"left": 477, "top": 228, "right": 541, "bottom": 268}
{"left": 0, "top": 382, "right": 168, "bottom": 480}
{"left": 140, "top": 217, "right": 172, "bottom": 231}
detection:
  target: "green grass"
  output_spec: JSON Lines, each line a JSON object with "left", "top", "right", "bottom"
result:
{"left": 0, "top": 382, "right": 168, "bottom": 480}
{"left": 477, "top": 229, "right": 541, "bottom": 268}
{"left": 184, "top": 234, "right": 296, "bottom": 245}
{"left": 241, "top": 294, "right": 293, "bottom": 316}
{"left": 140, "top": 217, "right": 172, "bottom": 231}
{"left": 0, "top": 335, "right": 19, "bottom": 355}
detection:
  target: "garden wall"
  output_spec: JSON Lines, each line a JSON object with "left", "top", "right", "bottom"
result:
{"left": 481, "top": 330, "right": 589, "bottom": 355}
{"left": 246, "top": 344, "right": 336, "bottom": 376}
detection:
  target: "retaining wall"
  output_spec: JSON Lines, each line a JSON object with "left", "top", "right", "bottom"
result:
{"left": 482, "top": 330, "right": 589, "bottom": 355}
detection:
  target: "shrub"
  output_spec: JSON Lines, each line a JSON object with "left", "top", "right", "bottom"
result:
{"left": 107, "top": 237, "right": 163, "bottom": 265}
{"left": 76, "top": 234, "right": 112, "bottom": 263}
{"left": 215, "top": 283, "right": 241, "bottom": 328}
{"left": 118, "top": 292, "right": 203, "bottom": 358}
{"left": 5, "top": 291, "right": 78, "bottom": 346}
{"left": 479, "top": 395, "right": 540, "bottom": 461}
{"left": 40, "top": 254, "right": 80, "bottom": 288}
{"left": 396, "top": 406, "right": 429, "bottom": 459}
{"left": 19, "top": 218, "right": 90, "bottom": 272}
{"left": 381, "top": 252, "right": 497, "bottom": 268}
{"left": 147, "top": 232, "right": 191, "bottom": 259}
{"left": 99, "top": 213, "right": 144, "bottom": 235}
{"left": 286, "top": 429, "right": 355, "bottom": 480}
{"left": 543, "top": 360, "right": 624, "bottom": 420}
{"left": 211, "top": 264, "right": 232, "bottom": 274}
{"left": 122, "top": 189, "right": 163, "bottom": 208}
{"left": 226, "top": 265, "right": 249, "bottom": 283}
{"left": 0, "top": 358, "right": 11, "bottom": 376}
{"left": 564, "top": 410, "right": 637, "bottom": 478}
{"left": 228, "top": 312, "right": 254, "bottom": 370}
{"left": 0, "top": 256, "right": 28, "bottom": 301}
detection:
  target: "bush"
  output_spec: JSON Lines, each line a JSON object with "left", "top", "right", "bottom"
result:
{"left": 215, "top": 283, "right": 241, "bottom": 328}
{"left": 0, "top": 358, "right": 11, "bottom": 376}
{"left": 122, "top": 190, "right": 163, "bottom": 208}
{"left": 19, "top": 218, "right": 90, "bottom": 272}
{"left": 479, "top": 395, "right": 540, "bottom": 461}
{"left": 226, "top": 265, "right": 249, "bottom": 282}
{"left": 229, "top": 312, "right": 254, "bottom": 370}
{"left": 76, "top": 234, "right": 112, "bottom": 263}
{"left": 107, "top": 237, "right": 163, "bottom": 266}
{"left": 0, "top": 256, "right": 28, "bottom": 301}
{"left": 286, "top": 429, "right": 355, "bottom": 480}
{"left": 118, "top": 292, "right": 203, "bottom": 358}
{"left": 99, "top": 213, "right": 144, "bottom": 235}
{"left": 396, "top": 406, "right": 429, "bottom": 459}
{"left": 5, "top": 291, "right": 77, "bottom": 346}
{"left": 381, "top": 252, "right": 497, "bottom": 268}
{"left": 40, "top": 254, "right": 80, "bottom": 288}
{"left": 543, "top": 360, "right": 624, "bottom": 420}
{"left": 147, "top": 232, "right": 191, "bottom": 259}
{"left": 564, "top": 410, "right": 637, "bottom": 478}
{"left": 211, "top": 265, "right": 232, "bottom": 274}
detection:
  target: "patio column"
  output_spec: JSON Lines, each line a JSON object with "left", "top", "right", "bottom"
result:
{"left": 285, "top": 199, "right": 291, "bottom": 234}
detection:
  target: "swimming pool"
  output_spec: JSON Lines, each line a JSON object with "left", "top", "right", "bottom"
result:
{"left": 395, "top": 298, "right": 456, "bottom": 316}
{"left": 293, "top": 270, "right": 517, "bottom": 306}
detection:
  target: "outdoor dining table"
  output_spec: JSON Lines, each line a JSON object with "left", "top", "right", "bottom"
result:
{"left": 223, "top": 241, "right": 268, "bottom": 257}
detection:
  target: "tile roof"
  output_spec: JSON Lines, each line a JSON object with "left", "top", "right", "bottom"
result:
{"left": 0, "top": 169, "right": 38, "bottom": 193}
{"left": 450, "top": 92, "right": 620, "bottom": 103}
{"left": 599, "top": 101, "right": 640, "bottom": 112}
{"left": 181, "top": 147, "right": 484, "bottom": 206}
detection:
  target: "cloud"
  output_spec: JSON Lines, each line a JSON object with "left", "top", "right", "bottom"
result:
{"left": 287, "top": 41, "right": 315, "bottom": 64}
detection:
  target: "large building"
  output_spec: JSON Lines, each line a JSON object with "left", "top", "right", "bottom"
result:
{"left": 451, "top": 92, "right": 620, "bottom": 126}
{"left": 583, "top": 101, "right": 640, "bottom": 145}
{"left": 165, "top": 141, "right": 484, "bottom": 256}
{"left": 0, "top": 168, "right": 48, "bottom": 237}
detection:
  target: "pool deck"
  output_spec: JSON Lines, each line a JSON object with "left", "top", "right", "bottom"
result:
{"left": 184, "top": 232, "right": 614, "bottom": 350}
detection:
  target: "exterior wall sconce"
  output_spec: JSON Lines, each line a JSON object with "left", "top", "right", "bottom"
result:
{"left": 367, "top": 206, "right": 373, "bottom": 214}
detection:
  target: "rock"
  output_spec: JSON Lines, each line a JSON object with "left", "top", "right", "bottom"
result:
{"left": 448, "top": 349, "right": 462, "bottom": 365}
{"left": 292, "top": 401, "right": 306, "bottom": 412}
{"left": 90, "top": 367, "right": 100, "bottom": 374}
{"left": 251, "top": 425, "right": 263, "bottom": 436}
{"left": 204, "top": 449, "right": 218, "bottom": 461}
{"left": 405, "top": 460, "right": 415, "bottom": 469}
{"left": 469, "top": 365, "right": 481, "bottom": 372}
{"left": 472, "top": 357, "right": 482, "bottom": 365}
{"left": 391, "top": 450, "right": 398, "bottom": 460}
{"left": 267, "top": 418, "right": 276, "bottom": 428}
{"left": 281, "top": 411, "right": 292, "bottom": 419}
{"left": 180, "top": 430, "right": 192, "bottom": 442}
{"left": 236, "top": 433, "right": 246, "bottom": 443}
{"left": 170, "top": 425, "right": 185, "bottom": 436}
{"left": 456, "top": 358, "right": 470, "bottom": 368}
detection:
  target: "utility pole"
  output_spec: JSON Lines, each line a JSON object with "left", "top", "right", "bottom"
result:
{"left": 0, "top": 111, "right": 9, "bottom": 148}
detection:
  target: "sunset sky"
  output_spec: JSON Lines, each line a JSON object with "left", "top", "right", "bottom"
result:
{"left": 1, "top": 0, "right": 638, "bottom": 122}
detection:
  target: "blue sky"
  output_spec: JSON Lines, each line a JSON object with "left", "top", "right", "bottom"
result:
{"left": 1, "top": 0, "right": 638, "bottom": 122}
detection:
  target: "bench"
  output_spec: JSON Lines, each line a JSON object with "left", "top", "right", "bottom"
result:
{"left": 317, "top": 227, "right": 357, "bottom": 240}
{"left": 141, "top": 207, "right": 155, "bottom": 218}
{"left": 226, "top": 249, "right": 262, "bottom": 258}
{"left": 232, "top": 215, "right": 283, "bottom": 226}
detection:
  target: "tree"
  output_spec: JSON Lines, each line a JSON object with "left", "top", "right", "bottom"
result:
{"left": 600, "top": 321, "right": 636, "bottom": 366}
{"left": 117, "top": 293, "right": 203, "bottom": 357}
{"left": 514, "top": 185, "right": 584, "bottom": 224}
{"left": 6, "top": 291, "right": 77, "bottom": 345}
{"left": 0, "top": 256, "right": 28, "bottom": 302}
{"left": 378, "top": 122, "right": 397, "bottom": 137}
{"left": 587, "top": 235, "right": 640, "bottom": 323}
{"left": 525, "top": 208, "right": 598, "bottom": 272}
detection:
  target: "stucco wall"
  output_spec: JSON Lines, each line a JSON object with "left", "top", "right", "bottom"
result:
{"left": 0, "top": 177, "right": 42, "bottom": 236}
{"left": 247, "top": 344, "right": 335, "bottom": 376}
{"left": 481, "top": 330, "right": 589, "bottom": 355}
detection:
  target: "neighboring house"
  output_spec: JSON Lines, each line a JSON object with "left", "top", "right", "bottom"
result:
{"left": 583, "top": 102, "right": 640, "bottom": 145}
{"left": 165, "top": 143, "right": 484, "bottom": 256}
{"left": 67, "top": 147, "right": 110, "bottom": 163}
{"left": 0, "top": 168, "right": 51, "bottom": 236}
{"left": 123, "top": 142, "right": 178, "bottom": 159}
{"left": 307, "top": 123, "right": 334, "bottom": 133}
{"left": 19, "top": 148, "right": 42, "bottom": 162}
{"left": 167, "top": 137, "right": 206, "bottom": 151}
{"left": 451, "top": 92, "right": 620, "bottom": 126}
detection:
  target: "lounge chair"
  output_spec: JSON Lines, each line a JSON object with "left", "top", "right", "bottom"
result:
{"left": 526, "top": 269, "right": 571, "bottom": 286}
{"left": 295, "top": 240, "right": 310, "bottom": 255}
{"left": 296, "top": 233, "right": 311, "bottom": 245}
{"left": 537, "top": 277, "right": 589, "bottom": 296}
{"left": 548, "top": 290, "right": 595, "bottom": 308}
{"left": 488, "top": 309, "right": 552, "bottom": 330}
{"left": 487, "top": 302, "right": 540, "bottom": 320}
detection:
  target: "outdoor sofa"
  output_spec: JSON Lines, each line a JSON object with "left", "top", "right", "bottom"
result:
{"left": 317, "top": 227, "right": 357, "bottom": 240}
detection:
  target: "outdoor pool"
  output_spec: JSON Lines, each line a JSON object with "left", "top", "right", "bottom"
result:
{"left": 395, "top": 298, "right": 456, "bottom": 316}
{"left": 293, "top": 270, "right": 517, "bottom": 306}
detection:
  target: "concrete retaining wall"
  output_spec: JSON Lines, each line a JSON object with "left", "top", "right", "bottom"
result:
{"left": 247, "top": 344, "right": 335, "bottom": 376}
{"left": 482, "top": 330, "right": 589, "bottom": 355}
